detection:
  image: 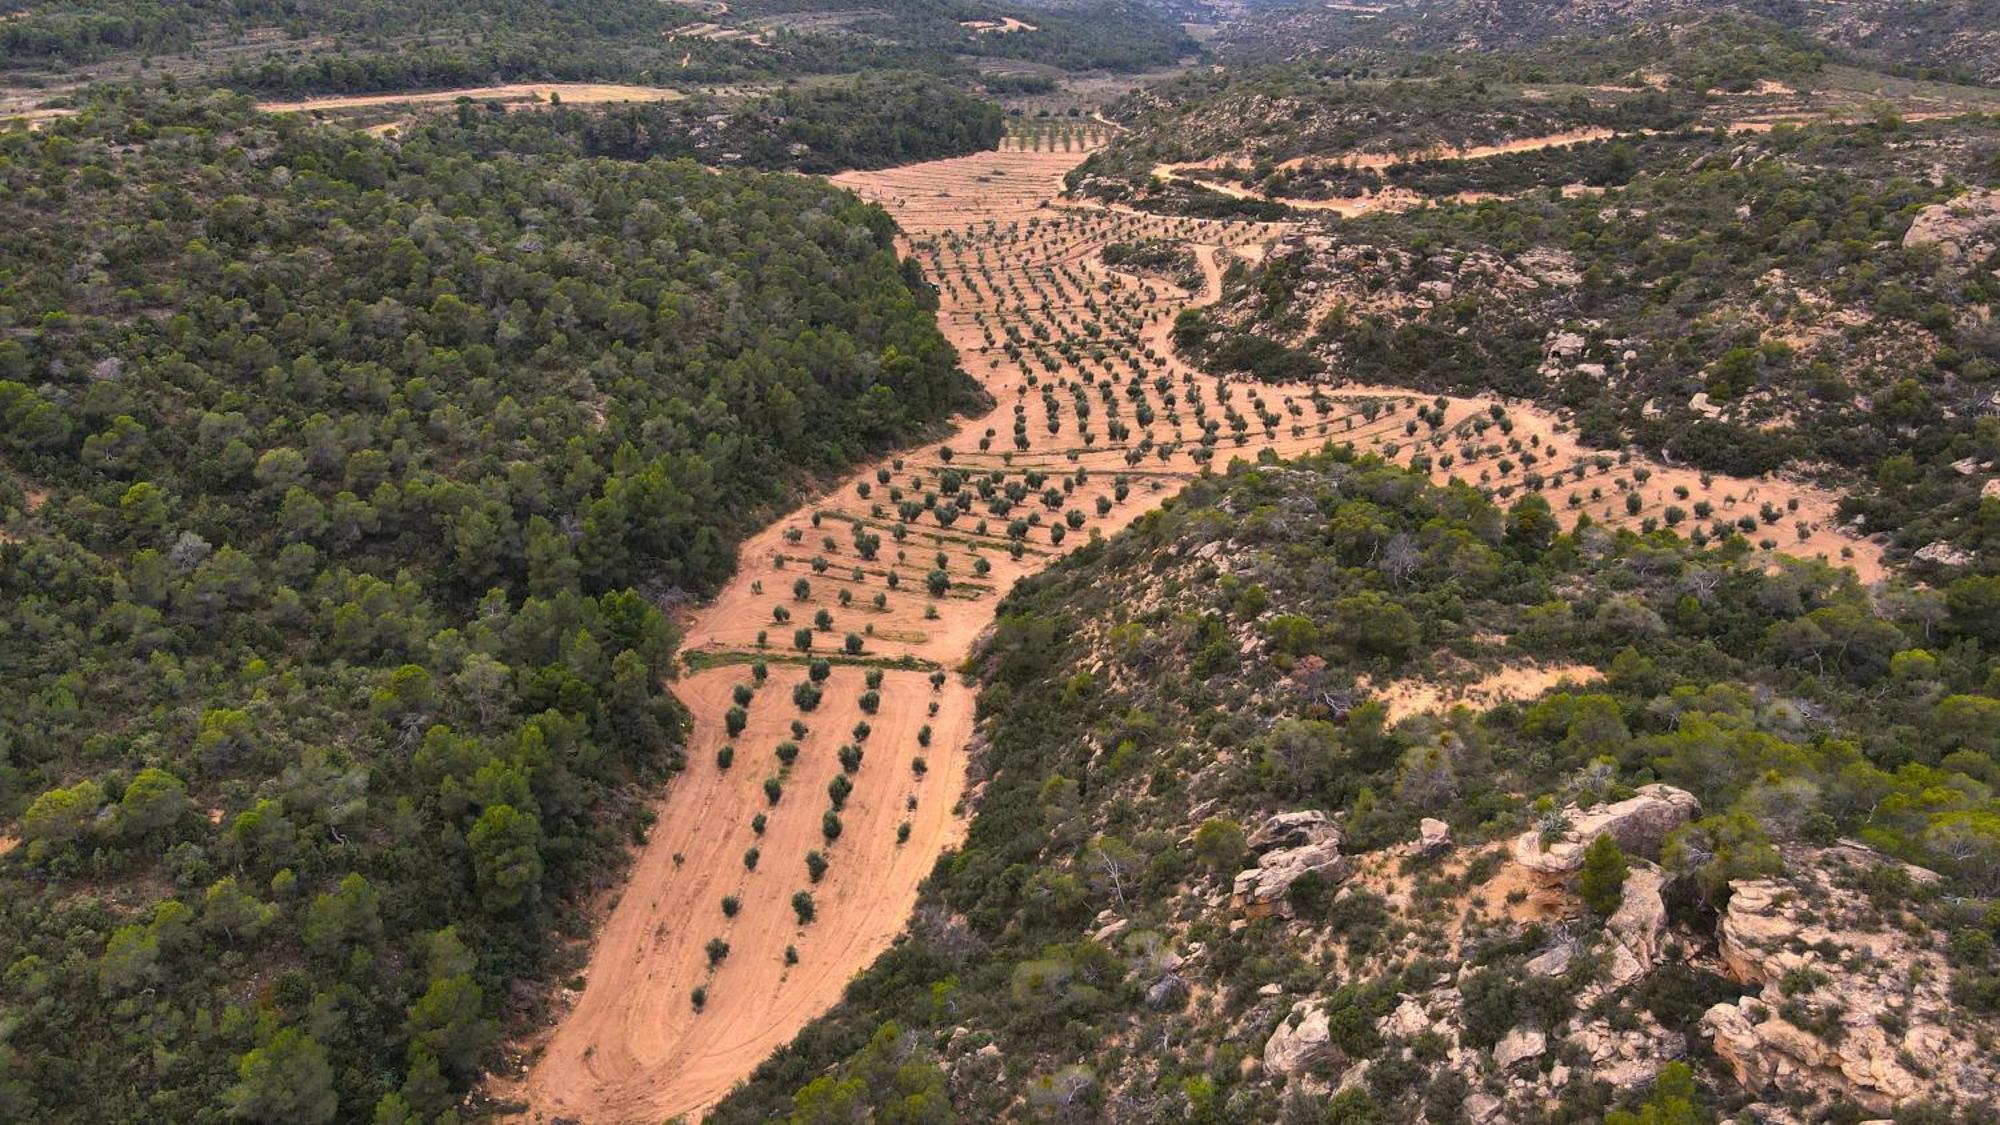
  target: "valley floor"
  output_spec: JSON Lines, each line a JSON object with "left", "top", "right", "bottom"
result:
{"left": 498, "top": 139, "right": 1882, "bottom": 1122}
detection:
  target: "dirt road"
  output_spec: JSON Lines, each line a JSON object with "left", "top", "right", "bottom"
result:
{"left": 258, "top": 82, "right": 684, "bottom": 115}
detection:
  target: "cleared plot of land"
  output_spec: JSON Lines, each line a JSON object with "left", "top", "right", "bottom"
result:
{"left": 1370, "top": 662, "right": 1603, "bottom": 724}
{"left": 667, "top": 21, "right": 772, "bottom": 46}
{"left": 257, "top": 82, "right": 684, "bottom": 115}
{"left": 961, "top": 16, "right": 1038, "bottom": 33}
{"left": 508, "top": 664, "right": 977, "bottom": 1122}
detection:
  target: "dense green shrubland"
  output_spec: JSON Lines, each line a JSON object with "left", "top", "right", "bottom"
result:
{"left": 0, "top": 89, "right": 971, "bottom": 1121}
{"left": 402, "top": 73, "right": 1005, "bottom": 174}
{"left": 3, "top": 0, "right": 1192, "bottom": 96}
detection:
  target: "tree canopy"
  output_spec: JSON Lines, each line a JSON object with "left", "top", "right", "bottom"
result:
{"left": 0, "top": 88, "right": 971, "bottom": 1120}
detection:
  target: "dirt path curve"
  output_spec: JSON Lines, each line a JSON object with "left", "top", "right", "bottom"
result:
{"left": 503, "top": 138, "right": 1885, "bottom": 1124}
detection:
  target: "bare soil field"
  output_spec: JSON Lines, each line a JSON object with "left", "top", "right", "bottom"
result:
{"left": 1370, "top": 662, "right": 1604, "bottom": 724}
{"left": 257, "top": 82, "right": 685, "bottom": 116}
{"left": 504, "top": 664, "right": 977, "bottom": 1122}
{"left": 504, "top": 134, "right": 1884, "bottom": 1123}
{"left": 961, "top": 16, "right": 1038, "bottom": 33}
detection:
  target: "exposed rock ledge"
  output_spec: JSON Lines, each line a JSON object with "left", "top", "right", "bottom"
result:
{"left": 1235, "top": 810, "right": 1348, "bottom": 917}
{"left": 1903, "top": 186, "right": 2000, "bottom": 264}
{"left": 1702, "top": 843, "right": 1995, "bottom": 1117}
{"left": 1510, "top": 783, "right": 1700, "bottom": 877}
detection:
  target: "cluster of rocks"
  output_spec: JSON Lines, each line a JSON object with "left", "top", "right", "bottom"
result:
{"left": 1903, "top": 186, "right": 2000, "bottom": 265}
{"left": 1245, "top": 784, "right": 1996, "bottom": 1121}
{"left": 1702, "top": 843, "right": 1993, "bottom": 1119}
{"left": 1508, "top": 783, "right": 1701, "bottom": 879}
{"left": 1264, "top": 977, "right": 1691, "bottom": 1119}
{"left": 1256, "top": 787, "right": 1705, "bottom": 1102}
{"left": 1254, "top": 235, "right": 1568, "bottom": 328}
{"left": 1232, "top": 810, "right": 1349, "bottom": 917}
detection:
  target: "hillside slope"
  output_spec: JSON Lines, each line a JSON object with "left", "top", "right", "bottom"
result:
{"left": 710, "top": 451, "right": 2000, "bottom": 1122}
{"left": 1172, "top": 115, "right": 2000, "bottom": 573}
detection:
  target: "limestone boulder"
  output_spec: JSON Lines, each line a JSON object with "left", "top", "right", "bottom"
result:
{"left": 1568, "top": 1014, "right": 1684, "bottom": 1088}
{"left": 1417, "top": 817, "right": 1451, "bottom": 853}
{"left": 1903, "top": 186, "right": 2000, "bottom": 264}
{"left": 1464, "top": 1093, "right": 1503, "bottom": 1124}
{"left": 1607, "top": 863, "right": 1669, "bottom": 969}
{"left": 1377, "top": 995, "right": 1432, "bottom": 1040}
{"left": 1248, "top": 810, "right": 1340, "bottom": 853}
{"left": 1524, "top": 941, "right": 1574, "bottom": 977}
{"left": 1492, "top": 1027, "right": 1545, "bottom": 1070}
{"left": 1603, "top": 939, "right": 1648, "bottom": 989}
{"left": 1234, "top": 826, "right": 1348, "bottom": 916}
{"left": 1511, "top": 784, "right": 1699, "bottom": 877}
{"left": 1145, "top": 974, "right": 1190, "bottom": 1012}
{"left": 1914, "top": 540, "right": 1975, "bottom": 568}
{"left": 1264, "top": 1000, "right": 1335, "bottom": 1077}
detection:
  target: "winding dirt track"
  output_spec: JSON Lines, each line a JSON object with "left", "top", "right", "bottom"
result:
{"left": 506, "top": 139, "right": 1882, "bottom": 1123}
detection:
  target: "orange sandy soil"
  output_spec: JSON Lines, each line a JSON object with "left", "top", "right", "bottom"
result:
{"left": 1369, "top": 661, "right": 1604, "bottom": 724}
{"left": 505, "top": 665, "right": 976, "bottom": 1122}
{"left": 256, "top": 82, "right": 684, "bottom": 115}
{"left": 500, "top": 138, "right": 1885, "bottom": 1124}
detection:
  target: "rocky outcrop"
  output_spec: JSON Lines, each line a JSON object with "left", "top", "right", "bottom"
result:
{"left": 1606, "top": 863, "right": 1668, "bottom": 971}
{"left": 1524, "top": 940, "right": 1574, "bottom": 977}
{"left": 1144, "top": 974, "right": 1190, "bottom": 1012}
{"left": 1511, "top": 784, "right": 1699, "bottom": 877}
{"left": 1463, "top": 1092, "right": 1503, "bottom": 1124}
{"left": 1903, "top": 186, "right": 2000, "bottom": 265}
{"left": 1233, "top": 835, "right": 1348, "bottom": 916}
{"left": 1492, "top": 1027, "right": 1544, "bottom": 1070}
{"left": 1248, "top": 809, "right": 1339, "bottom": 852}
{"left": 1416, "top": 817, "right": 1451, "bottom": 853}
{"left": 1701, "top": 1000, "right": 1958, "bottom": 1117}
{"left": 1241, "top": 806, "right": 2000, "bottom": 1122}
{"left": 1567, "top": 1015, "right": 1685, "bottom": 1088}
{"left": 1914, "top": 539, "right": 1976, "bottom": 568}
{"left": 1235, "top": 813, "right": 1348, "bottom": 916}
{"left": 1264, "top": 1000, "right": 1335, "bottom": 1077}
{"left": 1701, "top": 844, "right": 1996, "bottom": 1115}
{"left": 1377, "top": 995, "right": 1436, "bottom": 1040}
